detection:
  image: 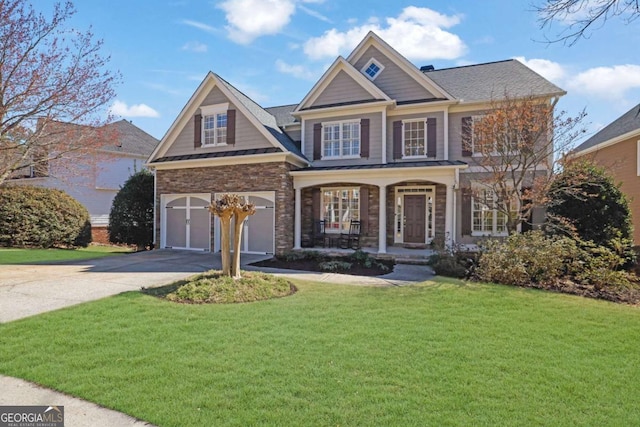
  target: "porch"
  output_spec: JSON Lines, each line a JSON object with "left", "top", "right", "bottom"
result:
{"left": 295, "top": 244, "right": 436, "bottom": 265}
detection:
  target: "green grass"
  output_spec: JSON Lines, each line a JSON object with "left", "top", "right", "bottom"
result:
{"left": 0, "top": 278, "right": 639, "bottom": 426}
{"left": 0, "top": 245, "right": 132, "bottom": 264}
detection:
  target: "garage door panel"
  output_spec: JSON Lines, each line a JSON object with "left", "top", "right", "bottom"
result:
{"left": 189, "top": 207, "right": 210, "bottom": 250}
{"left": 247, "top": 208, "right": 274, "bottom": 253}
{"left": 166, "top": 208, "right": 187, "bottom": 248}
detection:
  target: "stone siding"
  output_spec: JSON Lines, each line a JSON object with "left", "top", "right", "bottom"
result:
{"left": 155, "top": 162, "right": 295, "bottom": 255}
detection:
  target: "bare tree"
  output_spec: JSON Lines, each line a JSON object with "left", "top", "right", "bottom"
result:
{"left": 535, "top": 0, "right": 640, "bottom": 45}
{"left": 465, "top": 95, "right": 586, "bottom": 234}
{"left": 209, "top": 194, "right": 256, "bottom": 279}
{"left": 0, "top": 0, "right": 119, "bottom": 185}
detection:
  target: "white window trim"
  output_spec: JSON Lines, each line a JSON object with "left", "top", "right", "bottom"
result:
{"left": 470, "top": 184, "right": 517, "bottom": 237}
{"left": 361, "top": 57, "right": 385, "bottom": 81}
{"left": 321, "top": 186, "right": 360, "bottom": 234}
{"left": 321, "top": 120, "right": 361, "bottom": 160}
{"left": 401, "top": 119, "right": 431, "bottom": 159}
{"left": 200, "top": 103, "right": 229, "bottom": 147}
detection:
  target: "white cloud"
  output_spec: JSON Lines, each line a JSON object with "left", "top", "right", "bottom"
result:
{"left": 110, "top": 101, "right": 160, "bottom": 118}
{"left": 298, "top": 4, "right": 331, "bottom": 23}
{"left": 182, "top": 41, "right": 207, "bottom": 52}
{"left": 303, "top": 6, "right": 466, "bottom": 61}
{"left": 513, "top": 57, "right": 566, "bottom": 83}
{"left": 218, "top": 0, "right": 296, "bottom": 44}
{"left": 568, "top": 64, "right": 640, "bottom": 100}
{"left": 275, "top": 59, "right": 317, "bottom": 80}
{"left": 181, "top": 19, "right": 217, "bottom": 33}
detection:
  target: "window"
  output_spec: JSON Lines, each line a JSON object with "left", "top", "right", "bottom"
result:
{"left": 472, "top": 188, "right": 514, "bottom": 235}
{"left": 322, "top": 121, "right": 360, "bottom": 159}
{"left": 321, "top": 187, "right": 359, "bottom": 232}
{"left": 361, "top": 58, "right": 385, "bottom": 81}
{"left": 200, "top": 103, "right": 228, "bottom": 146}
{"left": 403, "top": 120, "right": 426, "bottom": 157}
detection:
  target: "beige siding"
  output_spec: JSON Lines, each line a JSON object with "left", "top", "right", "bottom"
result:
{"left": 583, "top": 138, "right": 640, "bottom": 244}
{"left": 164, "top": 86, "right": 274, "bottom": 157}
{"left": 284, "top": 127, "right": 301, "bottom": 143}
{"left": 311, "top": 70, "right": 375, "bottom": 108}
{"left": 352, "top": 46, "right": 435, "bottom": 103}
{"left": 386, "top": 111, "right": 445, "bottom": 162}
{"left": 303, "top": 112, "right": 382, "bottom": 166}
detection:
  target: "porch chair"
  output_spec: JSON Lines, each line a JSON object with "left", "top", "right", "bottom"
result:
{"left": 312, "top": 219, "right": 329, "bottom": 248}
{"left": 339, "top": 220, "right": 361, "bottom": 250}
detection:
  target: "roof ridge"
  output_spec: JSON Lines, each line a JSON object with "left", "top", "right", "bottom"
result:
{"left": 424, "top": 59, "right": 515, "bottom": 73}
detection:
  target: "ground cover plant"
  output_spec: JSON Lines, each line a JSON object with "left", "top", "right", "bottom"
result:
{"left": 144, "top": 270, "right": 296, "bottom": 303}
{"left": 252, "top": 249, "right": 393, "bottom": 276}
{"left": 0, "top": 278, "right": 639, "bottom": 426}
{"left": 0, "top": 245, "right": 132, "bottom": 265}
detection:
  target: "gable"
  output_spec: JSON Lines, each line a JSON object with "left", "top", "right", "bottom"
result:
{"left": 163, "top": 86, "right": 274, "bottom": 158}
{"left": 310, "top": 70, "right": 378, "bottom": 108}
{"left": 352, "top": 45, "right": 437, "bottom": 103}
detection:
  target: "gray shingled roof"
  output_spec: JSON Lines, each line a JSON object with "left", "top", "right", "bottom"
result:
{"left": 150, "top": 147, "right": 282, "bottom": 163}
{"left": 299, "top": 160, "right": 467, "bottom": 172}
{"left": 265, "top": 104, "right": 298, "bottom": 127}
{"left": 214, "top": 74, "right": 305, "bottom": 159}
{"left": 424, "top": 59, "right": 565, "bottom": 102}
{"left": 102, "top": 119, "right": 159, "bottom": 156}
{"left": 574, "top": 103, "right": 640, "bottom": 153}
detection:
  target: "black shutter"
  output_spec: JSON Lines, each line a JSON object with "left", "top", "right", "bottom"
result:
{"left": 426, "top": 118, "right": 436, "bottom": 158}
{"left": 313, "top": 123, "right": 322, "bottom": 160}
{"left": 194, "top": 113, "right": 202, "bottom": 148}
{"left": 393, "top": 120, "right": 402, "bottom": 159}
{"left": 360, "top": 118, "right": 370, "bottom": 158}
{"left": 226, "top": 109, "right": 236, "bottom": 145}
{"left": 461, "top": 188, "right": 472, "bottom": 236}
{"left": 461, "top": 116, "right": 472, "bottom": 157}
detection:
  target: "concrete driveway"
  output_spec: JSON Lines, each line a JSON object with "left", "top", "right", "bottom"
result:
{"left": 0, "top": 250, "right": 269, "bottom": 323}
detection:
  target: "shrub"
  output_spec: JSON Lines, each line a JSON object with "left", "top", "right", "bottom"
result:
{"left": 108, "top": 170, "right": 154, "bottom": 250}
{"left": 0, "top": 185, "right": 91, "bottom": 248}
{"left": 319, "top": 260, "right": 353, "bottom": 272}
{"left": 477, "top": 231, "right": 635, "bottom": 290}
{"left": 429, "top": 252, "right": 468, "bottom": 279}
{"left": 546, "top": 160, "right": 633, "bottom": 251}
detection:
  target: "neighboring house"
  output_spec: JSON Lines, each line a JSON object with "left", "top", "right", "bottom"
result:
{"left": 147, "top": 31, "right": 564, "bottom": 255}
{"left": 9, "top": 119, "right": 159, "bottom": 243}
{"left": 571, "top": 103, "right": 640, "bottom": 244}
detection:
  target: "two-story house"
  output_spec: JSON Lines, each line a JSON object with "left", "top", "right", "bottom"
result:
{"left": 147, "top": 32, "right": 564, "bottom": 255}
{"left": 9, "top": 119, "right": 159, "bottom": 243}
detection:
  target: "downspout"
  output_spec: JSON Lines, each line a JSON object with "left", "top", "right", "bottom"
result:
{"left": 152, "top": 167, "right": 157, "bottom": 249}
{"left": 381, "top": 108, "right": 387, "bottom": 164}
{"left": 453, "top": 167, "right": 459, "bottom": 246}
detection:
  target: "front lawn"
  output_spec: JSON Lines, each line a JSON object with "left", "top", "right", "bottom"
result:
{"left": 0, "top": 278, "right": 638, "bottom": 426}
{"left": 0, "top": 245, "right": 132, "bottom": 264}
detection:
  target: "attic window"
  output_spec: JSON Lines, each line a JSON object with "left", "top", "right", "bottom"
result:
{"left": 362, "top": 58, "right": 384, "bottom": 81}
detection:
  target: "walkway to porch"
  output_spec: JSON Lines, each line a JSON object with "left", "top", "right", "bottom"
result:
{"left": 296, "top": 245, "right": 436, "bottom": 265}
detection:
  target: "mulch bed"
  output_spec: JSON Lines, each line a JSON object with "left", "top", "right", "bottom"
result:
{"left": 521, "top": 279, "right": 640, "bottom": 305}
{"left": 251, "top": 257, "right": 394, "bottom": 277}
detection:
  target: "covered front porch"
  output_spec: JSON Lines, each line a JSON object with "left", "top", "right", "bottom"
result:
{"left": 291, "top": 161, "right": 467, "bottom": 254}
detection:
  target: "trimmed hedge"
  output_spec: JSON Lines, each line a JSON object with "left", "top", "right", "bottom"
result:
{"left": 0, "top": 185, "right": 91, "bottom": 248}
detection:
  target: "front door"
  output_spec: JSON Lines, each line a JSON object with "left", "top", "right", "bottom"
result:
{"left": 404, "top": 195, "right": 426, "bottom": 243}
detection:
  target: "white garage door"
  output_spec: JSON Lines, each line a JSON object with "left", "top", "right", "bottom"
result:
{"left": 215, "top": 192, "right": 275, "bottom": 254}
{"left": 163, "top": 194, "right": 211, "bottom": 251}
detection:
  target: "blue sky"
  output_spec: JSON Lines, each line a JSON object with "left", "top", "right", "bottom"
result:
{"left": 41, "top": 1, "right": 640, "bottom": 143}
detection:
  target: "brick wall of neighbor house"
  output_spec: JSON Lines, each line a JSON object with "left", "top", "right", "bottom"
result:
{"left": 584, "top": 138, "right": 640, "bottom": 244}
{"left": 155, "top": 162, "right": 296, "bottom": 254}
{"left": 91, "top": 227, "right": 110, "bottom": 245}
{"left": 386, "top": 182, "right": 446, "bottom": 245}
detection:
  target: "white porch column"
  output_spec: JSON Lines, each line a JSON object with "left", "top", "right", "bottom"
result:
{"left": 294, "top": 187, "right": 302, "bottom": 249}
{"left": 445, "top": 184, "right": 454, "bottom": 246}
{"left": 378, "top": 185, "right": 387, "bottom": 253}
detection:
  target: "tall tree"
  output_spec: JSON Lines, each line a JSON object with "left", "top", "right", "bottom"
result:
{"left": 535, "top": 0, "right": 640, "bottom": 45}
{"left": 466, "top": 95, "right": 586, "bottom": 234}
{"left": 0, "top": 0, "right": 119, "bottom": 185}
{"left": 108, "top": 170, "right": 154, "bottom": 251}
